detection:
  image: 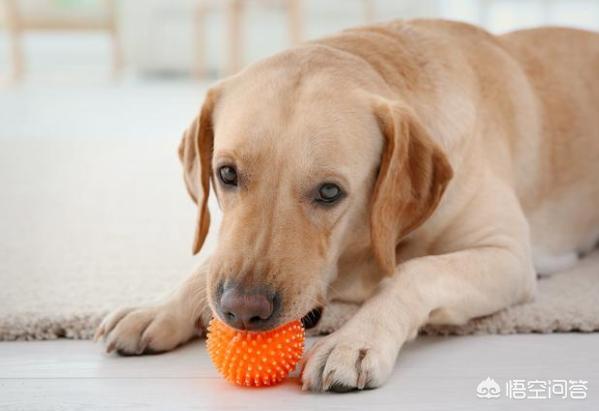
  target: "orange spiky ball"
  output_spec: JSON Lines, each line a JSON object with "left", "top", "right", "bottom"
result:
{"left": 206, "top": 318, "right": 305, "bottom": 387}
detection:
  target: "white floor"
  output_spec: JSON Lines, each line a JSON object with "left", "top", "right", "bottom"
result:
{"left": 1, "top": 334, "right": 597, "bottom": 410}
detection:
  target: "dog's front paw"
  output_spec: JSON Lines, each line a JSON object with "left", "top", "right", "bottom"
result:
{"left": 94, "top": 304, "right": 205, "bottom": 355}
{"left": 300, "top": 327, "right": 398, "bottom": 392}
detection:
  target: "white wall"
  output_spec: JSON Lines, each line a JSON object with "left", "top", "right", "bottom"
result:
{"left": 120, "top": 0, "right": 599, "bottom": 76}
{"left": 2, "top": 0, "right": 599, "bottom": 79}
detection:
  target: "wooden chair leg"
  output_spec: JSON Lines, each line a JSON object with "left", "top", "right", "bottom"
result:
{"left": 4, "top": 0, "right": 24, "bottom": 81}
{"left": 287, "top": 0, "right": 302, "bottom": 45}
{"left": 226, "top": 0, "right": 243, "bottom": 76}
{"left": 105, "top": 0, "right": 122, "bottom": 80}
{"left": 363, "top": 0, "right": 375, "bottom": 23}
{"left": 193, "top": 0, "right": 208, "bottom": 79}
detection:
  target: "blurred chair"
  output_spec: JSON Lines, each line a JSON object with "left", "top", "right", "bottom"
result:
{"left": 363, "top": 0, "right": 375, "bottom": 23}
{"left": 195, "top": 0, "right": 376, "bottom": 78}
{"left": 194, "top": 0, "right": 302, "bottom": 78}
{"left": 1, "top": 0, "right": 122, "bottom": 80}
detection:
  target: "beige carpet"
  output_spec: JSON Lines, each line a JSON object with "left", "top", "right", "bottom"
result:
{"left": 1, "top": 138, "right": 598, "bottom": 341}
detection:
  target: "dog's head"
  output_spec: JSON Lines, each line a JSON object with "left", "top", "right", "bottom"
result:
{"left": 179, "top": 48, "right": 452, "bottom": 331}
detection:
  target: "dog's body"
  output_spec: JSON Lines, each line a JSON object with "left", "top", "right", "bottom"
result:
{"left": 97, "top": 20, "right": 599, "bottom": 391}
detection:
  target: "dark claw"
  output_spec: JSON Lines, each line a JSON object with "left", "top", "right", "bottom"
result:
{"left": 328, "top": 382, "right": 358, "bottom": 393}
{"left": 116, "top": 346, "right": 164, "bottom": 356}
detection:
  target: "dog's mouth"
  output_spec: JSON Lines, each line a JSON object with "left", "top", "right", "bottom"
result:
{"left": 300, "top": 307, "right": 323, "bottom": 329}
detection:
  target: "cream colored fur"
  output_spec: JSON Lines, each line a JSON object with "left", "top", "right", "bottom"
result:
{"left": 96, "top": 20, "right": 599, "bottom": 392}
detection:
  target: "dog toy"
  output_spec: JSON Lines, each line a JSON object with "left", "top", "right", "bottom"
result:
{"left": 206, "top": 318, "right": 305, "bottom": 387}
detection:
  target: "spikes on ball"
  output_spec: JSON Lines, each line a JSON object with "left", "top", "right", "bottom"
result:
{"left": 206, "top": 318, "right": 305, "bottom": 387}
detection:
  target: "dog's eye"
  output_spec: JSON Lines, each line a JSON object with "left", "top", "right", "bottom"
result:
{"left": 316, "top": 183, "right": 343, "bottom": 204}
{"left": 218, "top": 166, "right": 238, "bottom": 186}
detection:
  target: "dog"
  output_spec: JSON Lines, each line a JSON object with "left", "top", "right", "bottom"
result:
{"left": 95, "top": 19, "right": 599, "bottom": 392}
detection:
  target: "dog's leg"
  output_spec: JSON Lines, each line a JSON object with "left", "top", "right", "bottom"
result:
{"left": 307, "top": 301, "right": 360, "bottom": 337}
{"left": 95, "top": 259, "right": 212, "bottom": 355}
{"left": 301, "top": 183, "right": 537, "bottom": 392}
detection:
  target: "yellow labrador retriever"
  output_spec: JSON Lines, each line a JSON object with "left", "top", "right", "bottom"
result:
{"left": 96, "top": 19, "right": 599, "bottom": 392}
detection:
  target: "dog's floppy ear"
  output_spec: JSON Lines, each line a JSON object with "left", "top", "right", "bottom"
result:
{"left": 178, "top": 88, "right": 220, "bottom": 255}
{"left": 370, "top": 99, "right": 453, "bottom": 274}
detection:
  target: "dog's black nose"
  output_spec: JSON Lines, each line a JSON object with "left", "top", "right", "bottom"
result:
{"left": 219, "top": 286, "right": 276, "bottom": 330}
